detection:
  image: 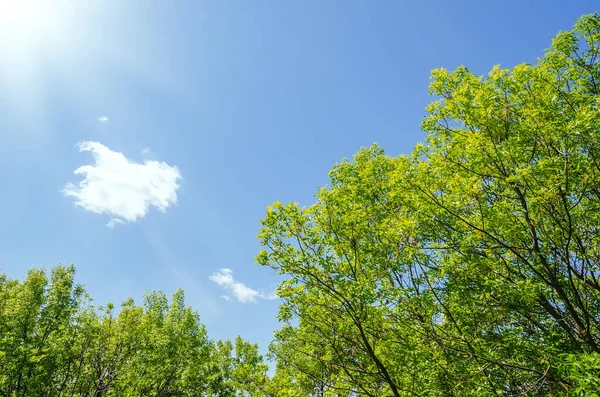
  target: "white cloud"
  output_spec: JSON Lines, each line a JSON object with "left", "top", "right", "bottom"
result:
{"left": 209, "top": 268, "right": 276, "bottom": 303}
{"left": 106, "top": 218, "right": 125, "bottom": 228}
{"left": 63, "top": 141, "right": 181, "bottom": 226}
{"left": 141, "top": 147, "right": 152, "bottom": 156}
{"left": 97, "top": 116, "right": 109, "bottom": 123}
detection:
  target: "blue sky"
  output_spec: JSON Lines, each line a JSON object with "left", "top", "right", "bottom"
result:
{"left": 0, "top": 0, "right": 597, "bottom": 355}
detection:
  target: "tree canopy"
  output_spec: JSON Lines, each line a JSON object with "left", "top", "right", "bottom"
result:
{"left": 0, "top": 265, "right": 269, "bottom": 396}
{"left": 258, "top": 13, "right": 600, "bottom": 396}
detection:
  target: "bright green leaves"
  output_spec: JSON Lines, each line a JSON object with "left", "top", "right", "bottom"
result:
{"left": 259, "top": 12, "right": 600, "bottom": 396}
{"left": 0, "top": 266, "right": 270, "bottom": 397}
{"left": 560, "top": 352, "right": 600, "bottom": 395}
{"left": 258, "top": 146, "right": 447, "bottom": 396}
{"left": 0, "top": 265, "right": 84, "bottom": 396}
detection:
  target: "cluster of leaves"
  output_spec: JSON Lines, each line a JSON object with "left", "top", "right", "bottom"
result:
{"left": 258, "top": 13, "right": 600, "bottom": 396}
{"left": 0, "top": 265, "right": 269, "bottom": 397}
{"left": 559, "top": 353, "right": 600, "bottom": 396}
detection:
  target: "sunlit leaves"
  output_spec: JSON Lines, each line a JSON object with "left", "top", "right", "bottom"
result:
{"left": 259, "top": 13, "right": 600, "bottom": 396}
{"left": 0, "top": 266, "right": 270, "bottom": 396}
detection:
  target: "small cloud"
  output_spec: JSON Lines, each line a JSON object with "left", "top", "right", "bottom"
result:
{"left": 209, "top": 268, "right": 276, "bottom": 304}
{"left": 97, "top": 116, "right": 109, "bottom": 123}
{"left": 63, "top": 141, "right": 181, "bottom": 227}
{"left": 220, "top": 295, "right": 232, "bottom": 302}
{"left": 141, "top": 147, "right": 152, "bottom": 156}
{"left": 263, "top": 291, "right": 278, "bottom": 300}
{"left": 106, "top": 218, "right": 125, "bottom": 228}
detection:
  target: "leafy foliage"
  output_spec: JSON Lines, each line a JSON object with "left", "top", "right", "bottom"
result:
{"left": 258, "top": 13, "right": 600, "bottom": 396}
{"left": 560, "top": 353, "right": 600, "bottom": 396}
{"left": 0, "top": 265, "right": 270, "bottom": 396}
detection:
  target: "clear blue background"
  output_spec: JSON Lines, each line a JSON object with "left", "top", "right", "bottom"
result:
{"left": 0, "top": 0, "right": 597, "bottom": 355}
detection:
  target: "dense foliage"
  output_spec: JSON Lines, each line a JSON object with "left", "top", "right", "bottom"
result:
{"left": 0, "top": 265, "right": 269, "bottom": 396}
{"left": 258, "top": 13, "right": 600, "bottom": 396}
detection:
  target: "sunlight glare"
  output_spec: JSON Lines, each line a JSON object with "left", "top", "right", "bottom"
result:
{"left": 0, "top": 0, "right": 73, "bottom": 130}
{"left": 0, "top": 0, "right": 54, "bottom": 47}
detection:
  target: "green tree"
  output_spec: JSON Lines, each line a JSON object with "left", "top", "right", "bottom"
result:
{"left": 0, "top": 265, "right": 87, "bottom": 396}
{"left": 205, "top": 336, "right": 270, "bottom": 397}
{"left": 258, "top": 13, "right": 600, "bottom": 396}
{"left": 0, "top": 265, "right": 269, "bottom": 396}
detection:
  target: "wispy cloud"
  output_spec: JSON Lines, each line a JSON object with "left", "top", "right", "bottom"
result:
{"left": 106, "top": 218, "right": 125, "bottom": 228}
{"left": 141, "top": 147, "right": 152, "bottom": 156}
{"left": 209, "top": 268, "right": 277, "bottom": 303}
{"left": 63, "top": 141, "right": 181, "bottom": 227}
{"left": 97, "top": 116, "right": 109, "bottom": 123}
